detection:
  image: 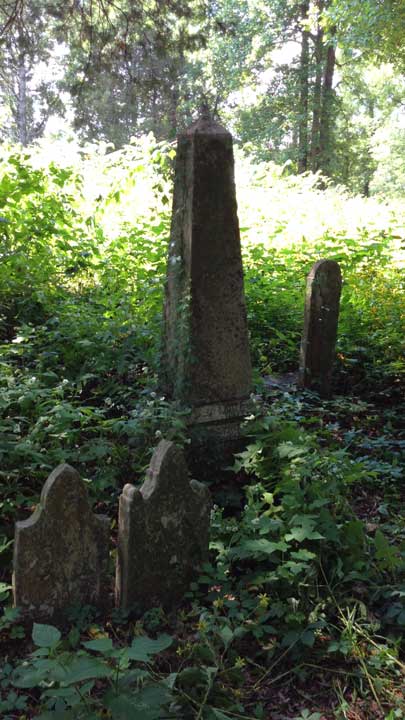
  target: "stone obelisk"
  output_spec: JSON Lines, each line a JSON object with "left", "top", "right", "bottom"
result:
{"left": 161, "top": 110, "right": 252, "bottom": 460}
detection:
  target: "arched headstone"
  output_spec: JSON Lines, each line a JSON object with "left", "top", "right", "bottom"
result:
{"left": 13, "top": 464, "right": 109, "bottom": 621}
{"left": 116, "top": 440, "right": 211, "bottom": 611}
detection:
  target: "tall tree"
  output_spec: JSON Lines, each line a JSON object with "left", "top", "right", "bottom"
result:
{"left": 55, "top": 0, "right": 207, "bottom": 145}
{"left": 0, "top": 0, "right": 208, "bottom": 145}
{"left": 0, "top": 0, "right": 63, "bottom": 144}
{"left": 327, "top": 0, "right": 405, "bottom": 70}
{"left": 298, "top": 1, "right": 310, "bottom": 172}
{"left": 333, "top": 62, "right": 405, "bottom": 195}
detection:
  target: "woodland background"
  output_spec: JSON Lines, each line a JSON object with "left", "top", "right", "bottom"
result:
{"left": 1, "top": 2, "right": 405, "bottom": 719}
{"left": 0, "top": 0, "right": 405, "bottom": 196}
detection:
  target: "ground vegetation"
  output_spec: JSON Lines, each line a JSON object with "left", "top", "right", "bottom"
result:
{"left": 0, "top": 139, "right": 404, "bottom": 718}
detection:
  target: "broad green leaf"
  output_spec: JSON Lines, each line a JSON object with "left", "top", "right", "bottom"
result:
{"left": 59, "top": 656, "right": 113, "bottom": 685}
{"left": 375, "top": 529, "right": 400, "bottom": 571}
{"left": 277, "top": 442, "right": 309, "bottom": 459}
{"left": 164, "top": 672, "right": 178, "bottom": 689}
{"left": 1, "top": 606, "right": 20, "bottom": 625}
{"left": 281, "top": 629, "right": 301, "bottom": 647}
{"left": 280, "top": 560, "right": 308, "bottom": 575}
{"left": 285, "top": 517, "right": 324, "bottom": 543}
{"left": 137, "top": 684, "right": 171, "bottom": 706}
{"left": 83, "top": 637, "right": 114, "bottom": 653}
{"left": 285, "top": 528, "right": 324, "bottom": 542}
{"left": 127, "top": 633, "right": 173, "bottom": 662}
{"left": 105, "top": 684, "right": 170, "bottom": 720}
{"left": 345, "top": 519, "right": 365, "bottom": 545}
{"left": 231, "top": 539, "right": 288, "bottom": 559}
{"left": 32, "top": 623, "right": 61, "bottom": 648}
{"left": 262, "top": 492, "right": 274, "bottom": 505}
{"left": 176, "top": 666, "right": 210, "bottom": 688}
{"left": 12, "top": 666, "right": 50, "bottom": 688}
{"left": 106, "top": 695, "right": 159, "bottom": 720}
{"left": 290, "top": 549, "right": 316, "bottom": 561}
{"left": 301, "top": 629, "right": 315, "bottom": 647}
{"left": 219, "top": 625, "right": 233, "bottom": 648}
{"left": 42, "top": 686, "right": 82, "bottom": 701}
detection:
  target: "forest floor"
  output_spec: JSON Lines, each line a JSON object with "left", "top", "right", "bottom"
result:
{"left": 1, "top": 378, "right": 405, "bottom": 720}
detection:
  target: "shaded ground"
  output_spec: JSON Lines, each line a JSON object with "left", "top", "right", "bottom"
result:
{"left": 1, "top": 380, "right": 405, "bottom": 719}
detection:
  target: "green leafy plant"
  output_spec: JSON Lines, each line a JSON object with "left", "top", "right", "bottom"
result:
{"left": 11, "top": 623, "right": 174, "bottom": 719}
{"left": 1, "top": 138, "right": 405, "bottom": 719}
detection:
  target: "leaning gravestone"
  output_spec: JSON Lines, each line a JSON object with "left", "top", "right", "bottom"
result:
{"left": 13, "top": 464, "right": 109, "bottom": 621}
{"left": 116, "top": 440, "right": 211, "bottom": 611}
{"left": 299, "top": 259, "right": 342, "bottom": 398}
{"left": 161, "top": 109, "right": 252, "bottom": 455}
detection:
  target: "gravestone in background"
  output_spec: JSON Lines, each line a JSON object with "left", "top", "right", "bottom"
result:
{"left": 13, "top": 464, "right": 109, "bottom": 621}
{"left": 299, "top": 259, "right": 342, "bottom": 397}
{"left": 161, "top": 110, "right": 252, "bottom": 460}
{"left": 116, "top": 440, "right": 211, "bottom": 611}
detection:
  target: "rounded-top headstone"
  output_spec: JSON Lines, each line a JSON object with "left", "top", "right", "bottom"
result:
{"left": 299, "top": 259, "right": 342, "bottom": 397}
{"left": 13, "top": 464, "right": 109, "bottom": 621}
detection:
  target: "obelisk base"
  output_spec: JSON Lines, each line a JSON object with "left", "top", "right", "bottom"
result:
{"left": 186, "top": 397, "right": 254, "bottom": 482}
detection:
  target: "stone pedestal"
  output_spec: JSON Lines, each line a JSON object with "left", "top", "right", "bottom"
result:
{"left": 161, "top": 112, "right": 252, "bottom": 458}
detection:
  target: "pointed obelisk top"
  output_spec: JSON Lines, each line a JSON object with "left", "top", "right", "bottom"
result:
{"left": 185, "top": 103, "right": 229, "bottom": 136}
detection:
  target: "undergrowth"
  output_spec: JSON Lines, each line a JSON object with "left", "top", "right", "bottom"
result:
{"left": 0, "top": 139, "right": 404, "bottom": 718}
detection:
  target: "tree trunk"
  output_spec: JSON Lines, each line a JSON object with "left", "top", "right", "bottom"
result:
{"left": 298, "top": 1, "right": 310, "bottom": 173}
{"left": 168, "top": 62, "right": 179, "bottom": 139}
{"left": 310, "top": 15, "right": 324, "bottom": 172}
{"left": 363, "top": 98, "right": 376, "bottom": 196}
{"left": 318, "top": 38, "right": 336, "bottom": 176}
{"left": 16, "top": 49, "right": 28, "bottom": 145}
{"left": 151, "top": 84, "right": 160, "bottom": 138}
{"left": 128, "top": 45, "right": 140, "bottom": 134}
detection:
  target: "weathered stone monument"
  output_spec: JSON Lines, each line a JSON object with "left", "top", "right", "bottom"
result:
{"left": 161, "top": 109, "right": 252, "bottom": 454}
{"left": 299, "top": 259, "right": 342, "bottom": 397}
{"left": 13, "top": 464, "right": 109, "bottom": 621}
{"left": 115, "top": 440, "right": 211, "bottom": 611}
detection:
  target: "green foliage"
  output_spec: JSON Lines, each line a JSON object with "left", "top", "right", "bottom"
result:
{"left": 0, "top": 142, "right": 188, "bottom": 535}
{"left": 241, "top": 198, "right": 405, "bottom": 384}
{"left": 0, "top": 149, "right": 95, "bottom": 329}
{"left": 3, "top": 619, "right": 251, "bottom": 718}
{"left": 0, "top": 139, "right": 405, "bottom": 718}
{"left": 1, "top": 0, "right": 405, "bottom": 198}
{"left": 8, "top": 623, "right": 174, "bottom": 719}
{"left": 0, "top": 140, "right": 403, "bottom": 562}
{"left": 178, "top": 394, "right": 405, "bottom": 714}
{"left": 204, "top": 408, "right": 374, "bottom": 647}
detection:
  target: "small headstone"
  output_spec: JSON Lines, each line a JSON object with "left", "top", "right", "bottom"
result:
{"left": 160, "top": 112, "right": 252, "bottom": 460}
{"left": 13, "top": 464, "right": 110, "bottom": 621}
{"left": 299, "top": 259, "right": 342, "bottom": 397}
{"left": 116, "top": 440, "right": 211, "bottom": 611}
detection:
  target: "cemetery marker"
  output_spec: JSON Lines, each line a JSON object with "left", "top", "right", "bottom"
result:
{"left": 116, "top": 440, "right": 211, "bottom": 611}
{"left": 13, "top": 464, "right": 109, "bottom": 621}
{"left": 299, "top": 259, "right": 342, "bottom": 397}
